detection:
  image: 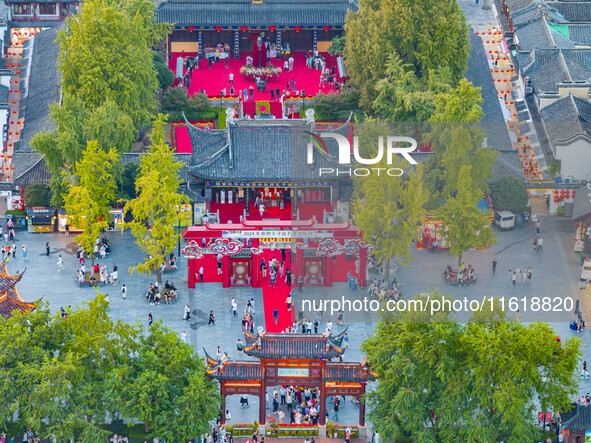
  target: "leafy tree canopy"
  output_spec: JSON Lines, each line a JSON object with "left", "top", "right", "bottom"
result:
{"left": 345, "top": 0, "right": 469, "bottom": 110}
{"left": 435, "top": 165, "right": 496, "bottom": 266}
{"left": 364, "top": 292, "right": 581, "bottom": 443}
{"left": 489, "top": 176, "right": 529, "bottom": 214}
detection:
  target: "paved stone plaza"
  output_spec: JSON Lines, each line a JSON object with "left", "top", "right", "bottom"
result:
{"left": 5, "top": 213, "right": 591, "bottom": 422}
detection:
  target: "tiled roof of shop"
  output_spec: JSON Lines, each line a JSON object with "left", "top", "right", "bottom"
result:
{"left": 540, "top": 94, "right": 591, "bottom": 145}
{"left": 546, "top": 1, "right": 591, "bottom": 22}
{"left": 465, "top": 31, "right": 513, "bottom": 151}
{"left": 18, "top": 25, "right": 61, "bottom": 153}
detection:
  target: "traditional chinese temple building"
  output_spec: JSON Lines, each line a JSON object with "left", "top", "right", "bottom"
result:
{"left": 157, "top": 0, "right": 354, "bottom": 60}
{"left": 204, "top": 328, "right": 375, "bottom": 427}
{"left": 0, "top": 256, "right": 34, "bottom": 318}
{"left": 185, "top": 113, "right": 354, "bottom": 223}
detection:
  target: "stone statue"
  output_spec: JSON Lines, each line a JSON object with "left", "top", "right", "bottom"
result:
{"left": 226, "top": 107, "right": 237, "bottom": 125}
{"left": 304, "top": 108, "right": 315, "bottom": 123}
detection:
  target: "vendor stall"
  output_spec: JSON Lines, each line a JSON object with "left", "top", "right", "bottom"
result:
{"left": 108, "top": 208, "right": 125, "bottom": 231}
{"left": 26, "top": 207, "right": 56, "bottom": 233}
{"left": 57, "top": 208, "right": 83, "bottom": 233}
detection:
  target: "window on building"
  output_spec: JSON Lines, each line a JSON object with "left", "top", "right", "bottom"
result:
{"left": 13, "top": 4, "right": 32, "bottom": 15}
{"left": 38, "top": 3, "right": 57, "bottom": 14}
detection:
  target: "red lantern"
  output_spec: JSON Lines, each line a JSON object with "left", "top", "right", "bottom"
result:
{"left": 240, "top": 26, "right": 248, "bottom": 32}
{"left": 573, "top": 191, "right": 576, "bottom": 197}
{"left": 187, "top": 26, "right": 195, "bottom": 32}
{"left": 269, "top": 26, "right": 276, "bottom": 31}
{"left": 215, "top": 26, "right": 223, "bottom": 32}
{"left": 294, "top": 26, "right": 302, "bottom": 32}
{"left": 323, "top": 26, "right": 330, "bottom": 31}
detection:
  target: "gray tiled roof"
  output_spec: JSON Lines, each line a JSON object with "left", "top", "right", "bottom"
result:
{"left": 568, "top": 24, "right": 591, "bottom": 44}
{"left": 18, "top": 25, "right": 62, "bottom": 153}
{"left": 188, "top": 119, "right": 346, "bottom": 181}
{"left": 492, "top": 151, "right": 527, "bottom": 181}
{"left": 562, "top": 50, "right": 591, "bottom": 80}
{"left": 156, "top": 0, "right": 357, "bottom": 27}
{"left": 515, "top": 18, "right": 556, "bottom": 52}
{"left": 523, "top": 49, "right": 570, "bottom": 93}
{"left": 563, "top": 402, "right": 591, "bottom": 431}
{"left": 12, "top": 152, "right": 51, "bottom": 186}
{"left": 540, "top": 94, "right": 591, "bottom": 145}
{"left": 546, "top": 1, "right": 591, "bottom": 22}
{"left": 465, "top": 30, "right": 513, "bottom": 151}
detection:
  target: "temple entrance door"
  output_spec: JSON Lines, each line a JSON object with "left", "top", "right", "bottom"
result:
{"left": 304, "top": 258, "right": 324, "bottom": 286}
{"left": 231, "top": 258, "right": 251, "bottom": 286}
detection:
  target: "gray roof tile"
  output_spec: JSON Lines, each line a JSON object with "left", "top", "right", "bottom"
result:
{"left": 465, "top": 31, "right": 513, "bottom": 151}
{"left": 18, "top": 25, "right": 62, "bottom": 153}
{"left": 540, "top": 94, "right": 591, "bottom": 145}
{"left": 156, "top": 0, "right": 357, "bottom": 27}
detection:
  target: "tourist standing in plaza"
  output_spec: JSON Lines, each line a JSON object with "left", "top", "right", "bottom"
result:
{"left": 46, "top": 242, "right": 50, "bottom": 256}
{"left": 537, "top": 236, "right": 543, "bottom": 252}
{"left": 21, "top": 245, "right": 27, "bottom": 260}
{"left": 57, "top": 255, "right": 63, "bottom": 271}
{"left": 507, "top": 269, "right": 512, "bottom": 285}
{"left": 148, "top": 312, "right": 153, "bottom": 326}
{"left": 298, "top": 275, "right": 304, "bottom": 292}
{"left": 273, "top": 307, "right": 279, "bottom": 325}
{"left": 492, "top": 258, "right": 497, "bottom": 275}
{"left": 199, "top": 265, "right": 204, "bottom": 281}
{"left": 208, "top": 310, "right": 215, "bottom": 325}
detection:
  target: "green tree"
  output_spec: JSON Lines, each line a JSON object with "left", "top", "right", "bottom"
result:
{"left": 24, "top": 184, "right": 51, "bottom": 207}
{"left": 63, "top": 141, "right": 119, "bottom": 269}
{"left": 363, "top": 293, "right": 581, "bottom": 442}
{"left": 422, "top": 125, "right": 497, "bottom": 208}
{"left": 327, "top": 35, "right": 346, "bottom": 57}
{"left": 153, "top": 51, "right": 175, "bottom": 90}
{"left": 489, "top": 176, "right": 529, "bottom": 214}
{"left": 0, "top": 304, "right": 58, "bottom": 428}
{"left": 345, "top": 0, "right": 469, "bottom": 110}
{"left": 436, "top": 165, "right": 496, "bottom": 266}
{"left": 373, "top": 54, "right": 451, "bottom": 122}
{"left": 352, "top": 119, "right": 426, "bottom": 284}
{"left": 429, "top": 78, "right": 485, "bottom": 123}
{"left": 57, "top": 0, "right": 168, "bottom": 130}
{"left": 107, "top": 322, "right": 220, "bottom": 438}
{"left": 124, "top": 114, "right": 186, "bottom": 286}
{"left": 19, "top": 297, "right": 139, "bottom": 443}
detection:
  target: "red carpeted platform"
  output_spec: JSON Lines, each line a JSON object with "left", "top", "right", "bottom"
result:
{"left": 247, "top": 201, "right": 292, "bottom": 221}
{"left": 209, "top": 202, "right": 246, "bottom": 223}
{"left": 169, "top": 51, "right": 340, "bottom": 102}
{"left": 260, "top": 249, "right": 294, "bottom": 333}
{"left": 298, "top": 202, "right": 333, "bottom": 221}
{"left": 193, "top": 253, "right": 224, "bottom": 284}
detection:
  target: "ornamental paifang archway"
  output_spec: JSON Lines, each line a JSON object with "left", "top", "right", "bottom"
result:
{"left": 181, "top": 218, "right": 371, "bottom": 289}
{"left": 204, "top": 328, "right": 375, "bottom": 427}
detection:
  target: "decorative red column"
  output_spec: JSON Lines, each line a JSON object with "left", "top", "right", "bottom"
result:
{"left": 325, "top": 256, "right": 332, "bottom": 287}
{"left": 319, "top": 382, "right": 327, "bottom": 425}
{"left": 359, "top": 384, "right": 366, "bottom": 426}
{"left": 188, "top": 257, "right": 196, "bottom": 289}
{"left": 259, "top": 381, "right": 266, "bottom": 425}
{"left": 222, "top": 255, "right": 230, "bottom": 288}
{"left": 359, "top": 247, "right": 367, "bottom": 288}
{"left": 295, "top": 246, "right": 304, "bottom": 284}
